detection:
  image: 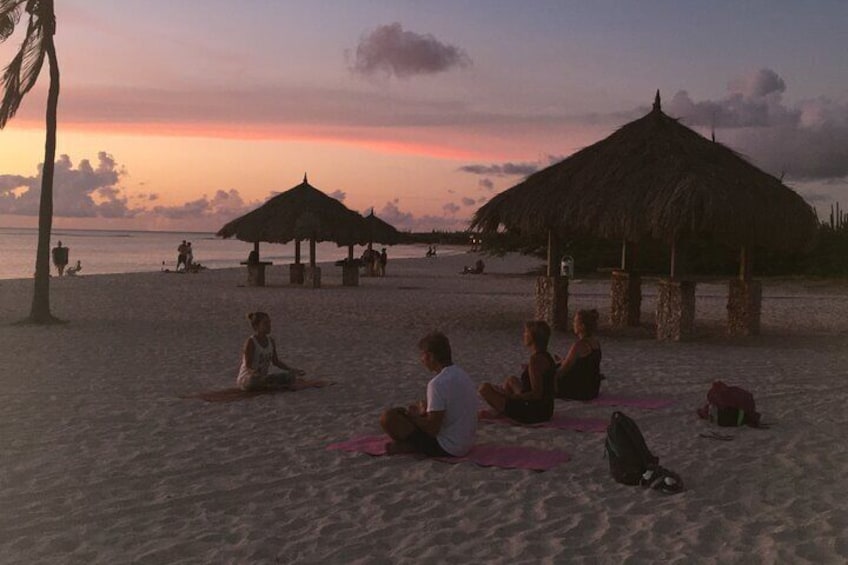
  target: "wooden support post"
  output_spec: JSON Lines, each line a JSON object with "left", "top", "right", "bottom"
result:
{"left": 342, "top": 244, "right": 359, "bottom": 287}
{"left": 309, "top": 238, "right": 316, "bottom": 268}
{"left": 670, "top": 239, "right": 677, "bottom": 280}
{"left": 546, "top": 230, "right": 560, "bottom": 278}
{"left": 739, "top": 246, "right": 752, "bottom": 281}
{"left": 620, "top": 239, "right": 627, "bottom": 270}
{"left": 290, "top": 239, "right": 305, "bottom": 285}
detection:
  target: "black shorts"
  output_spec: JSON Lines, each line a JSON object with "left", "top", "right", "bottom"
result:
{"left": 407, "top": 428, "right": 451, "bottom": 457}
{"left": 504, "top": 398, "right": 554, "bottom": 424}
{"left": 556, "top": 376, "right": 601, "bottom": 401}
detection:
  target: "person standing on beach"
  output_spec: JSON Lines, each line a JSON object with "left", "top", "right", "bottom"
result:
{"left": 379, "top": 248, "right": 388, "bottom": 277}
{"left": 380, "top": 331, "right": 477, "bottom": 457}
{"left": 176, "top": 240, "right": 187, "bottom": 271}
{"left": 478, "top": 320, "right": 556, "bottom": 424}
{"left": 185, "top": 242, "right": 194, "bottom": 271}
{"left": 237, "top": 311, "right": 305, "bottom": 391}
{"left": 51, "top": 240, "right": 69, "bottom": 276}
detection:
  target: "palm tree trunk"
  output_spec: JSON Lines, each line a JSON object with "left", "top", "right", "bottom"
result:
{"left": 29, "top": 34, "right": 59, "bottom": 323}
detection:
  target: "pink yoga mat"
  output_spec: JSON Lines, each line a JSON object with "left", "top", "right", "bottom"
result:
{"left": 479, "top": 410, "right": 608, "bottom": 433}
{"left": 327, "top": 435, "right": 570, "bottom": 471}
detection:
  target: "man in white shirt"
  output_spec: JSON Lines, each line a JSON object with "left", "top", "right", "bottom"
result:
{"left": 380, "top": 331, "right": 478, "bottom": 457}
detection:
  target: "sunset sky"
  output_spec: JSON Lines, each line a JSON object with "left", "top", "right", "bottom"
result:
{"left": 1, "top": 0, "right": 846, "bottom": 232}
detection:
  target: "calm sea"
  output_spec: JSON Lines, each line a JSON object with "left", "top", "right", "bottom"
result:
{"left": 0, "top": 227, "right": 449, "bottom": 280}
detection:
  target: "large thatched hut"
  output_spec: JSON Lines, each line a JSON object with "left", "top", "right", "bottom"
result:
{"left": 217, "top": 174, "right": 366, "bottom": 287}
{"left": 472, "top": 93, "right": 818, "bottom": 338}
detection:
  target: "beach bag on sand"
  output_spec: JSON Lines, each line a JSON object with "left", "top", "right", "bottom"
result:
{"left": 604, "top": 411, "right": 659, "bottom": 485}
{"left": 697, "top": 381, "right": 761, "bottom": 427}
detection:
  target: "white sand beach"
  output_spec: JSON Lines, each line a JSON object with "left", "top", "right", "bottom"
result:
{"left": 1, "top": 252, "right": 847, "bottom": 564}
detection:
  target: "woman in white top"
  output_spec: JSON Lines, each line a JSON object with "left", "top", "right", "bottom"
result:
{"left": 237, "top": 311, "right": 305, "bottom": 391}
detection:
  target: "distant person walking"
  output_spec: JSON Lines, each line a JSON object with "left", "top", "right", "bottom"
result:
{"left": 51, "top": 241, "right": 69, "bottom": 276}
{"left": 176, "top": 240, "right": 187, "bottom": 271}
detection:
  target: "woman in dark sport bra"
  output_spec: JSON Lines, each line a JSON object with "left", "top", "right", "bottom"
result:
{"left": 556, "top": 309, "right": 602, "bottom": 401}
{"left": 478, "top": 321, "right": 556, "bottom": 424}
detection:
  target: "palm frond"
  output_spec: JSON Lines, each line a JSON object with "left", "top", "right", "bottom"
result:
{"left": 0, "top": 1, "right": 25, "bottom": 41}
{"left": 0, "top": 1, "right": 45, "bottom": 128}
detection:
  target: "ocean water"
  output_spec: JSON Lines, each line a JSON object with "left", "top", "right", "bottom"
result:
{"left": 0, "top": 227, "right": 448, "bottom": 280}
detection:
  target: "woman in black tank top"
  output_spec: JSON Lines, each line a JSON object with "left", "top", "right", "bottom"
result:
{"left": 478, "top": 321, "right": 556, "bottom": 424}
{"left": 556, "top": 309, "right": 603, "bottom": 401}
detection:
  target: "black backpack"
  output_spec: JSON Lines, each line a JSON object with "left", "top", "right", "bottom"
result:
{"left": 604, "top": 411, "right": 659, "bottom": 485}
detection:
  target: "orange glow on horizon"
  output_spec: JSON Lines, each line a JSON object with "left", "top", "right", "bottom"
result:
{"left": 8, "top": 118, "right": 500, "bottom": 162}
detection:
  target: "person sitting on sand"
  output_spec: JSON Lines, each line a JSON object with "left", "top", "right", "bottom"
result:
{"left": 380, "top": 331, "right": 477, "bottom": 457}
{"left": 462, "top": 259, "right": 485, "bottom": 274}
{"left": 478, "top": 320, "right": 556, "bottom": 424}
{"left": 66, "top": 260, "right": 82, "bottom": 276}
{"left": 555, "top": 309, "right": 603, "bottom": 401}
{"left": 237, "top": 311, "right": 305, "bottom": 391}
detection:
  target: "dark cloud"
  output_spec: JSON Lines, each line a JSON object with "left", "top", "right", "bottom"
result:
{"left": 329, "top": 189, "right": 346, "bottom": 202}
{"left": 376, "top": 199, "right": 469, "bottom": 232}
{"left": 0, "top": 153, "right": 137, "bottom": 218}
{"left": 665, "top": 68, "right": 848, "bottom": 180}
{"left": 459, "top": 155, "right": 563, "bottom": 179}
{"left": 460, "top": 197, "right": 476, "bottom": 207}
{"left": 458, "top": 162, "right": 538, "bottom": 177}
{"left": 351, "top": 23, "right": 471, "bottom": 79}
{"left": 478, "top": 178, "right": 494, "bottom": 191}
{"left": 442, "top": 202, "right": 460, "bottom": 215}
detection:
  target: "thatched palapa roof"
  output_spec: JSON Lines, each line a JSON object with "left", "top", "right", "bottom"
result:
{"left": 216, "top": 175, "right": 365, "bottom": 246}
{"left": 364, "top": 210, "right": 402, "bottom": 246}
{"left": 472, "top": 93, "right": 817, "bottom": 252}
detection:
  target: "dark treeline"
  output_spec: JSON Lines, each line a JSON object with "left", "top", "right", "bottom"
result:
{"left": 406, "top": 215, "right": 848, "bottom": 277}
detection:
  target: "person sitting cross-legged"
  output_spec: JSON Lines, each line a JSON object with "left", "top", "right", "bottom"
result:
{"left": 380, "top": 331, "right": 478, "bottom": 457}
{"left": 478, "top": 320, "right": 556, "bottom": 424}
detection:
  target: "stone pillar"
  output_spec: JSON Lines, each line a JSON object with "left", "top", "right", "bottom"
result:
{"left": 245, "top": 262, "right": 270, "bottom": 287}
{"left": 609, "top": 270, "right": 642, "bottom": 327}
{"left": 656, "top": 279, "right": 696, "bottom": 341}
{"left": 342, "top": 263, "right": 359, "bottom": 287}
{"left": 535, "top": 276, "right": 569, "bottom": 331}
{"left": 290, "top": 263, "right": 305, "bottom": 285}
{"left": 304, "top": 266, "right": 322, "bottom": 288}
{"left": 727, "top": 279, "right": 762, "bottom": 336}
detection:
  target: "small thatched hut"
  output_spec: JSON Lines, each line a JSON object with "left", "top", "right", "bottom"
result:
{"left": 358, "top": 210, "right": 402, "bottom": 277}
{"left": 363, "top": 210, "right": 402, "bottom": 247}
{"left": 472, "top": 92, "right": 818, "bottom": 338}
{"left": 217, "top": 174, "right": 365, "bottom": 287}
